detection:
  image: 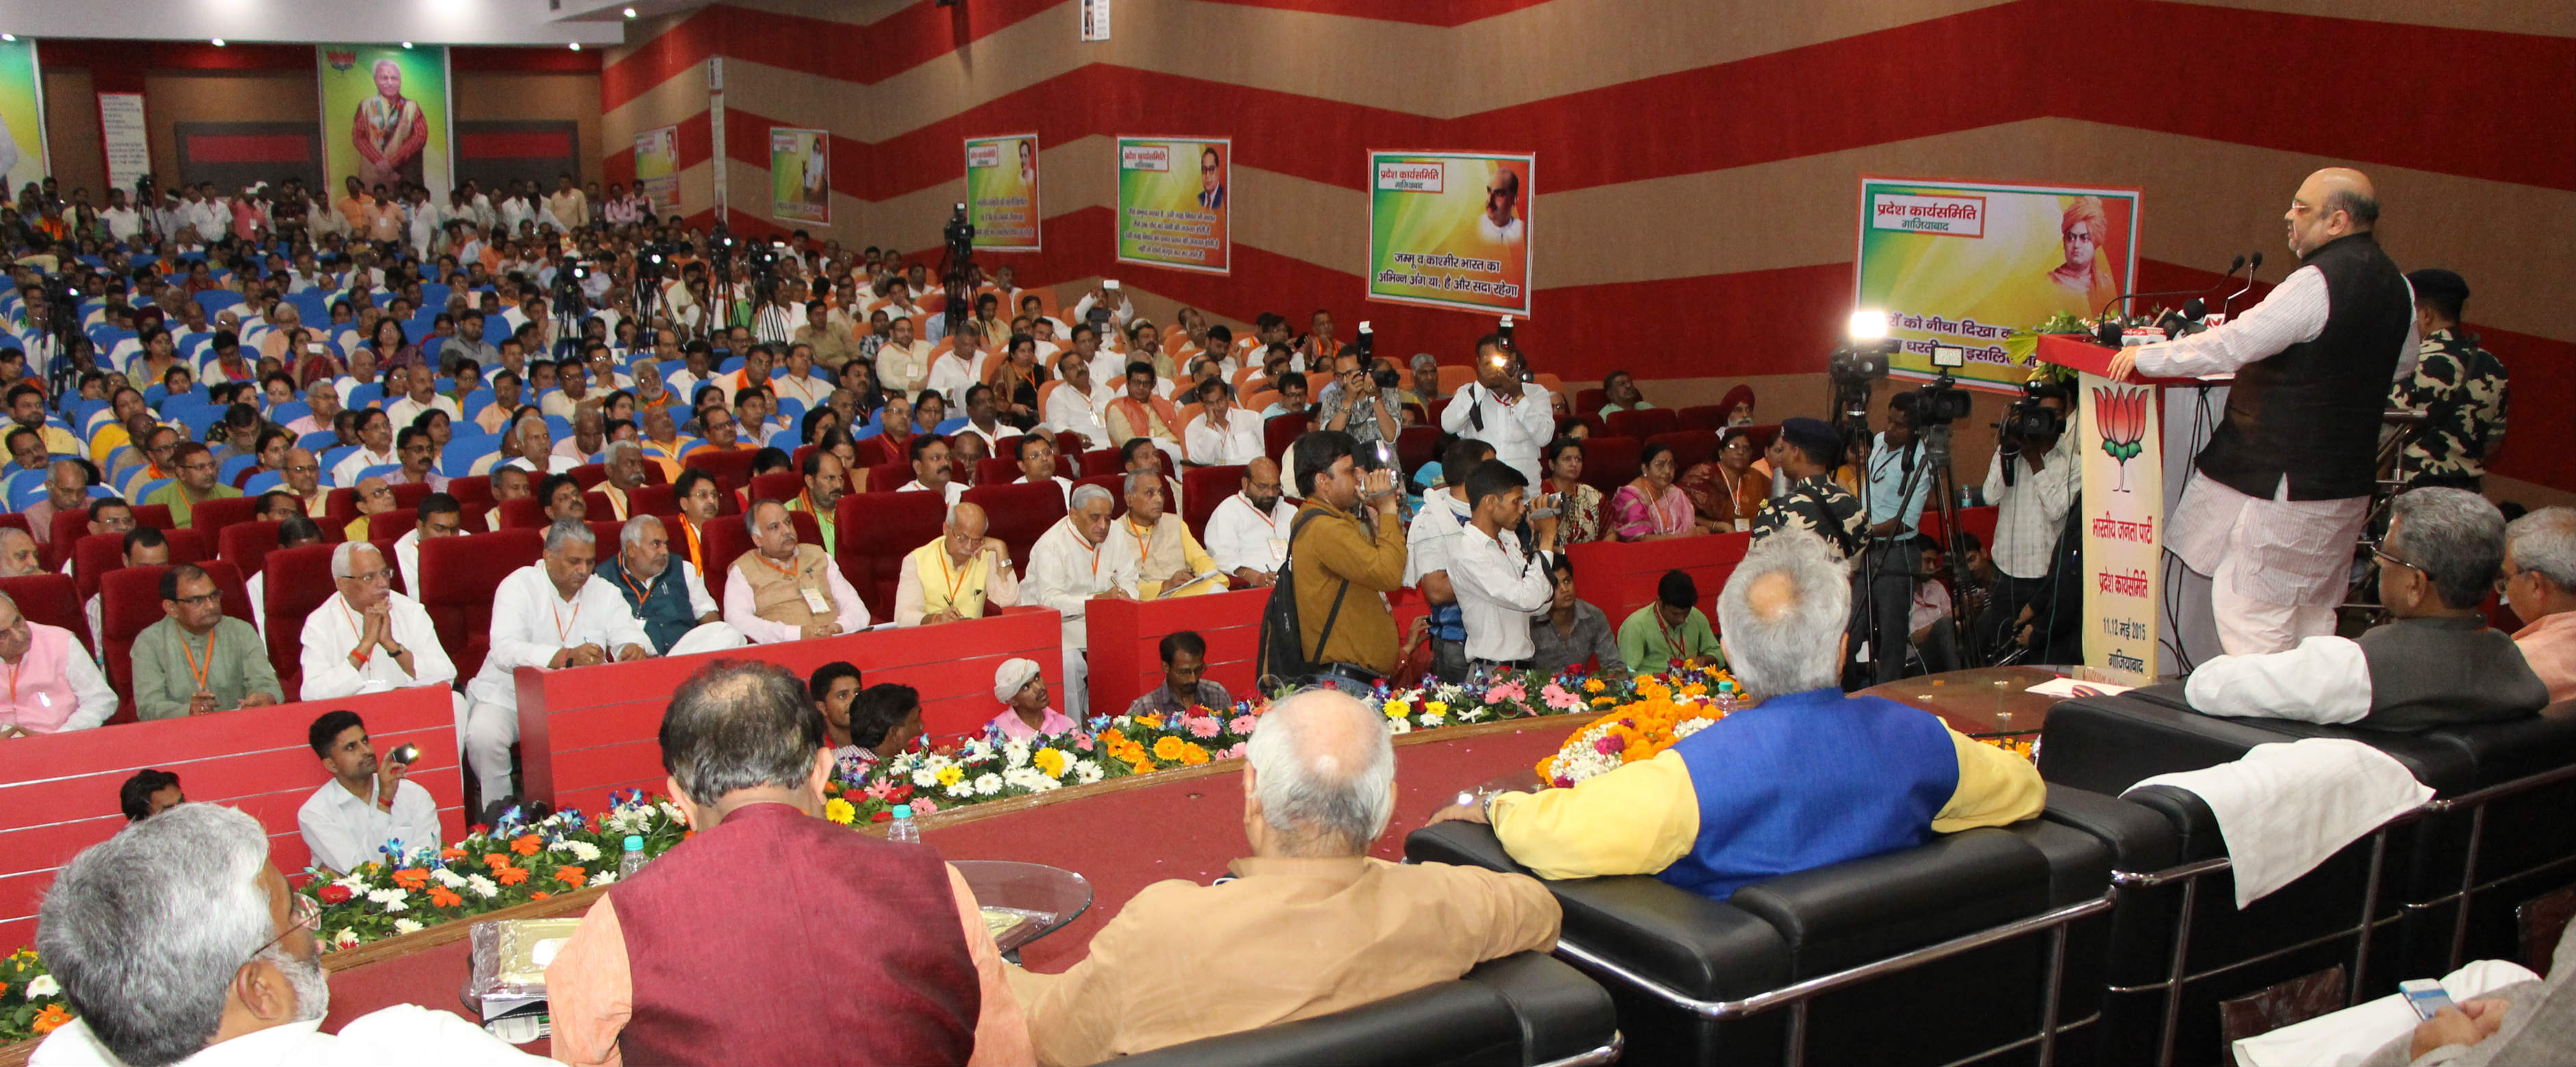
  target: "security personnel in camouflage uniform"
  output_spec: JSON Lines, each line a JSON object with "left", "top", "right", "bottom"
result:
{"left": 1752, "top": 417, "right": 1866, "bottom": 560}
{"left": 2390, "top": 269, "right": 2508, "bottom": 491}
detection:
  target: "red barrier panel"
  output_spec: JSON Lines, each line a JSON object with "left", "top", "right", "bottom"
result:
{"left": 1568, "top": 531, "right": 1751, "bottom": 638}
{"left": 1917, "top": 505, "right": 2000, "bottom": 555}
{"left": 1088, "top": 586, "right": 1438, "bottom": 716}
{"left": 517, "top": 607, "right": 1063, "bottom": 816}
{"left": 0, "top": 686, "right": 465, "bottom": 950}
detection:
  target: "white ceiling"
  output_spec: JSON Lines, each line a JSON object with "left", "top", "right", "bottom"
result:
{"left": 0, "top": 0, "right": 720, "bottom": 47}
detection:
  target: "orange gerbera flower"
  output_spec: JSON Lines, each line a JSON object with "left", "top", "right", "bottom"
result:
{"left": 1178, "top": 742, "right": 1210, "bottom": 766}
{"left": 31, "top": 1003, "right": 71, "bottom": 1035}
{"left": 429, "top": 886, "right": 465, "bottom": 908}
{"left": 532, "top": 891, "right": 551, "bottom": 901}
{"left": 391, "top": 868, "right": 430, "bottom": 890}
{"left": 1151, "top": 736, "right": 1187, "bottom": 762}
{"left": 484, "top": 853, "right": 513, "bottom": 870}
{"left": 511, "top": 835, "right": 542, "bottom": 857}
{"left": 555, "top": 866, "right": 587, "bottom": 888}
{"left": 439, "top": 846, "right": 466, "bottom": 862}
{"left": 496, "top": 866, "right": 530, "bottom": 886}
{"left": 1127, "top": 758, "right": 1156, "bottom": 776}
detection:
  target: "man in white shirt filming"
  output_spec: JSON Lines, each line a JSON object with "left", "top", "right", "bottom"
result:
{"left": 1449, "top": 461, "right": 1559, "bottom": 681}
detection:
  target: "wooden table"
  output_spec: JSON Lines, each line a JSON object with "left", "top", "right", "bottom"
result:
{"left": 1859, "top": 664, "right": 2112, "bottom": 739}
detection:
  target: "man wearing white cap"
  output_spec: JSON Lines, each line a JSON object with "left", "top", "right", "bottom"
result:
{"left": 987, "top": 657, "right": 1073, "bottom": 741}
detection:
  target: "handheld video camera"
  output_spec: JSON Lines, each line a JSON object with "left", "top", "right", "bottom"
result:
{"left": 1998, "top": 380, "right": 2069, "bottom": 441}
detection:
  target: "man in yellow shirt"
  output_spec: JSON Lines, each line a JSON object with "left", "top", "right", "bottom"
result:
{"left": 891, "top": 502, "right": 1021, "bottom": 626}
{"left": 1429, "top": 537, "right": 2045, "bottom": 898}
{"left": 1104, "top": 469, "right": 1223, "bottom": 599}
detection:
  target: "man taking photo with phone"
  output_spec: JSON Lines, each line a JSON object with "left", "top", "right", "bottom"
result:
{"left": 296, "top": 709, "right": 442, "bottom": 873}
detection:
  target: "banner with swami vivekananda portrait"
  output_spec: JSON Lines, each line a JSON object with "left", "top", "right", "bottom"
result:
{"left": 1854, "top": 175, "right": 2140, "bottom": 390}
{"left": 1366, "top": 151, "right": 1533, "bottom": 316}
{"left": 318, "top": 45, "right": 452, "bottom": 197}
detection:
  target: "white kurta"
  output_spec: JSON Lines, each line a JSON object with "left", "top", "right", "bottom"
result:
{"left": 31, "top": 1006, "right": 554, "bottom": 1066}
{"left": 719, "top": 553, "right": 871, "bottom": 644}
{"left": 1203, "top": 492, "right": 1295, "bottom": 576}
{"left": 298, "top": 778, "right": 442, "bottom": 873}
{"left": 1184, "top": 411, "right": 1264, "bottom": 467}
{"left": 1439, "top": 382, "right": 1555, "bottom": 485}
{"left": 297, "top": 591, "right": 457, "bottom": 701}
{"left": 1026, "top": 516, "right": 1137, "bottom": 720}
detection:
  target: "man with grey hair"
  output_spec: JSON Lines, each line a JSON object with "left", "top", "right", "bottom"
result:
{"left": 596, "top": 438, "right": 650, "bottom": 520}
{"left": 596, "top": 514, "right": 744, "bottom": 656}
{"left": 0, "top": 589, "right": 116, "bottom": 736}
{"left": 31, "top": 803, "right": 550, "bottom": 1066}
{"left": 1026, "top": 483, "right": 1139, "bottom": 718}
{"left": 463, "top": 519, "right": 650, "bottom": 807}
{"left": 2186, "top": 488, "right": 2551, "bottom": 727}
{"left": 544, "top": 660, "right": 1030, "bottom": 1065}
{"left": 298, "top": 540, "right": 457, "bottom": 712}
{"left": 723, "top": 499, "right": 870, "bottom": 644}
{"left": 0, "top": 526, "right": 40, "bottom": 577}
{"left": 1012, "top": 686, "right": 1559, "bottom": 1064}
{"left": 1432, "top": 536, "right": 2044, "bottom": 899}
{"left": 501, "top": 413, "right": 577, "bottom": 475}
{"left": 2505, "top": 507, "right": 2576, "bottom": 703}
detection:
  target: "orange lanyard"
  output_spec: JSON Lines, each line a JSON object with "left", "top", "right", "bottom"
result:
{"left": 549, "top": 596, "right": 583, "bottom": 644}
{"left": 4, "top": 660, "right": 17, "bottom": 705}
{"left": 338, "top": 600, "right": 372, "bottom": 665}
{"left": 1244, "top": 496, "right": 1278, "bottom": 533}
{"left": 179, "top": 628, "right": 218, "bottom": 693}
{"left": 935, "top": 549, "right": 976, "bottom": 604}
{"left": 754, "top": 551, "right": 806, "bottom": 585}
{"left": 1125, "top": 518, "right": 1156, "bottom": 569}
{"left": 678, "top": 519, "right": 701, "bottom": 568}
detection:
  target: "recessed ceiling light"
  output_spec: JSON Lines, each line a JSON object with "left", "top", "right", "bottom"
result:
{"left": 622, "top": 6, "right": 638, "bottom": 17}
{"left": 401, "top": 41, "right": 413, "bottom": 49}
{"left": 568, "top": 42, "right": 582, "bottom": 51}
{"left": 209, "top": 38, "right": 226, "bottom": 47}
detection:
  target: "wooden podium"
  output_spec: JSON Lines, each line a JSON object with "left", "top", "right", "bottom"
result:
{"left": 2033, "top": 334, "right": 2232, "bottom": 681}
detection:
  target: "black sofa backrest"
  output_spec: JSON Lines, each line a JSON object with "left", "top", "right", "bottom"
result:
{"left": 1112, "top": 951, "right": 1619, "bottom": 1067}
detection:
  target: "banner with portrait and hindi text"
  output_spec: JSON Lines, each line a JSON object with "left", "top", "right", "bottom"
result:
{"left": 317, "top": 45, "right": 452, "bottom": 197}
{"left": 965, "top": 133, "right": 1041, "bottom": 252}
{"left": 1366, "top": 150, "right": 1533, "bottom": 316}
{"left": 769, "top": 127, "right": 830, "bottom": 225}
{"left": 1854, "top": 176, "right": 2139, "bottom": 391}
{"left": 634, "top": 124, "right": 680, "bottom": 216}
{"left": 0, "top": 40, "right": 48, "bottom": 194}
{"left": 2079, "top": 372, "right": 2163, "bottom": 681}
{"left": 1115, "top": 136, "right": 1229, "bottom": 275}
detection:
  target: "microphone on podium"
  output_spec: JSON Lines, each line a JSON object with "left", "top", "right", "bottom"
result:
{"left": 2093, "top": 255, "right": 2249, "bottom": 346}
{"left": 2219, "top": 251, "right": 2264, "bottom": 318}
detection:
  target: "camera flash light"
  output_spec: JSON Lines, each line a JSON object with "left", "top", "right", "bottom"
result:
{"left": 1848, "top": 310, "right": 1889, "bottom": 340}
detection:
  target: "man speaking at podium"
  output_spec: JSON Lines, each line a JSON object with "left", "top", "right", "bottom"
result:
{"left": 2109, "top": 168, "right": 2417, "bottom": 655}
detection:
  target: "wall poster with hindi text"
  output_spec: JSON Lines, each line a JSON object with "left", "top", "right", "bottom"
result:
{"left": 1366, "top": 150, "right": 1532, "bottom": 316}
{"left": 0, "top": 38, "right": 47, "bottom": 194}
{"left": 1854, "top": 176, "right": 2139, "bottom": 391}
{"left": 769, "top": 127, "right": 830, "bottom": 225}
{"left": 634, "top": 124, "right": 680, "bottom": 216}
{"left": 317, "top": 45, "right": 452, "bottom": 197}
{"left": 1116, "top": 136, "right": 1229, "bottom": 275}
{"left": 2080, "top": 373, "right": 2163, "bottom": 681}
{"left": 965, "top": 133, "right": 1041, "bottom": 251}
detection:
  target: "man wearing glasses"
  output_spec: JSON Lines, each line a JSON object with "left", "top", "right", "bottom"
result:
{"left": 2181, "top": 488, "right": 2550, "bottom": 728}
{"left": 298, "top": 541, "right": 458, "bottom": 720}
{"left": 344, "top": 475, "right": 398, "bottom": 541}
{"left": 132, "top": 563, "right": 280, "bottom": 720}
{"left": 144, "top": 442, "right": 242, "bottom": 528}
{"left": 281, "top": 447, "right": 329, "bottom": 517}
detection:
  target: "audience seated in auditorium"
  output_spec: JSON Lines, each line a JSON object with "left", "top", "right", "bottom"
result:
{"left": 464, "top": 520, "right": 650, "bottom": 805}
{"left": 22, "top": 460, "right": 93, "bottom": 550}
{"left": 594, "top": 440, "right": 648, "bottom": 520}
{"left": 1028, "top": 485, "right": 1134, "bottom": 719}
{"left": 1531, "top": 555, "right": 1625, "bottom": 677}
{"left": 344, "top": 475, "right": 394, "bottom": 540}
{"left": 786, "top": 449, "right": 850, "bottom": 553}
{"left": 988, "top": 656, "right": 1074, "bottom": 742}
{"left": 116, "top": 768, "right": 183, "bottom": 822}
{"left": 546, "top": 660, "right": 1029, "bottom": 1066}
{"left": 0, "top": 527, "right": 37, "bottom": 577}
{"left": 384, "top": 426, "right": 447, "bottom": 492}
{"left": 1290, "top": 430, "right": 1409, "bottom": 693}
{"left": 1011, "top": 434, "right": 1073, "bottom": 504}
{"left": 298, "top": 541, "right": 459, "bottom": 712}
{"left": 1678, "top": 427, "right": 1771, "bottom": 534}
{"left": 1539, "top": 438, "right": 1607, "bottom": 546}
{"left": 1435, "top": 537, "right": 2045, "bottom": 897}
{"left": 1105, "top": 361, "right": 1182, "bottom": 466}
{"left": 1125, "top": 630, "right": 1232, "bottom": 718}
{"left": 1596, "top": 370, "right": 1655, "bottom": 414}
{"left": 724, "top": 499, "right": 869, "bottom": 644}
{"left": 596, "top": 514, "right": 739, "bottom": 656}
{"left": 2504, "top": 507, "right": 2576, "bottom": 704}
{"left": 146, "top": 442, "right": 240, "bottom": 528}
{"left": 2186, "top": 488, "right": 2550, "bottom": 729}
{"left": 1205, "top": 457, "right": 1295, "bottom": 588}
{"left": 1011, "top": 686, "right": 1559, "bottom": 1065}
{"left": 895, "top": 502, "right": 1020, "bottom": 627}
{"left": 281, "top": 447, "right": 329, "bottom": 517}
{"left": 0, "top": 589, "right": 115, "bottom": 736}
{"left": 133, "top": 564, "right": 281, "bottom": 720}
{"left": 34, "top": 804, "right": 549, "bottom": 1066}
{"left": 1107, "top": 470, "right": 1223, "bottom": 600}
{"left": 331, "top": 409, "right": 397, "bottom": 487}
{"left": 899, "top": 434, "right": 966, "bottom": 507}
{"left": 297, "top": 707, "right": 442, "bottom": 874}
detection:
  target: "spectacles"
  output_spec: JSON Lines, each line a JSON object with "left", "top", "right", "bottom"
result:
{"left": 242, "top": 891, "right": 320, "bottom": 968}
{"left": 168, "top": 591, "right": 220, "bottom": 607}
{"left": 344, "top": 568, "right": 391, "bottom": 585}
{"left": 2371, "top": 547, "right": 2423, "bottom": 574}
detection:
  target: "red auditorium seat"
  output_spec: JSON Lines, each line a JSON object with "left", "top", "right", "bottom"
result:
{"left": 496, "top": 497, "right": 547, "bottom": 529}
{"left": 747, "top": 471, "right": 804, "bottom": 505}
{"left": 129, "top": 505, "right": 175, "bottom": 529}
{"left": 47, "top": 510, "right": 90, "bottom": 566}
{"left": 1574, "top": 414, "right": 1610, "bottom": 438}
{"left": 1396, "top": 426, "right": 1441, "bottom": 476}
{"left": 1649, "top": 429, "right": 1720, "bottom": 471}
{"left": 570, "top": 463, "right": 608, "bottom": 490}
{"left": 322, "top": 487, "right": 427, "bottom": 529}
{"left": 1574, "top": 388, "right": 1607, "bottom": 416}
{"left": 579, "top": 491, "right": 615, "bottom": 519}
{"left": 1263, "top": 412, "right": 1311, "bottom": 462}
{"left": 791, "top": 444, "right": 815, "bottom": 470}
{"left": 1605, "top": 409, "right": 1679, "bottom": 440}
{"left": 0, "top": 574, "right": 90, "bottom": 656}
{"left": 626, "top": 484, "right": 678, "bottom": 517}
{"left": 259, "top": 542, "right": 343, "bottom": 697}
{"left": 960, "top": 481, "right": 1069, "bottom": 569}
{"left": 833, "top": 490, "right": 946, "bottom": 622}
{"left": 1581, "top": 436, "right": 1643, "bottom": 494}
{"left": 682, "top": 449, "right": 758, "bottom": 491}
{"left": 71, "top": 529, "right": 206, "bottom": 603}
{"left": 418, "top": 529, "right": 545, "bottom": 686}
{"left": 218, "top": 520, "right": 284, "bottom": 579}
{"left": 188, "top": 495, "right": 259, "bottom": 535}
{"left": 587, "top": 520, "right": 626, "bottom": 552}
{"left": 866, "top": 459, "right": 910, "bottom": 494}
{"left": 1054, "top": 431, "right": 1087, "bottom": 459}
{"left": 448, "top": 475, "right": 493, "bottom": 510}
{"left": 973, "top": 455, "right": 1073, "bottom": 486}
{"left": 702, "top": 507, "right": 821, "bottom": 612}
{"left": 364, "top": 507, "right": 420, "bottom": 540}
{"left": 99, "top": 562, "right": 254, "bottom": 723}
{"left": 1677, "top": 404, "right": 1730, "bottom": 432}
{"left": 1074, "top": 473, "right": 1172, "bottom": 520}
{"left": 1182, "top": 465, "right": 1245, "bottom": 545}
{"left": 1077, "top": 449, "right": 1122, "bottom": 478}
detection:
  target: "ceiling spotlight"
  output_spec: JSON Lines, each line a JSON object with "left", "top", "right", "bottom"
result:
{"left": 210, "top": 38, "right": 227, "bottom": 47}
{"left": 622, "top": 6, "right": 638, "bottom": 17}
{"left": 569, "top": 42, "right": 583, "bottom": 51}
{"left": 401, "top": 41, "right": 413, "bottom": 49}
{"left": 1, "top": 34, "right": 16, "bottom": 42}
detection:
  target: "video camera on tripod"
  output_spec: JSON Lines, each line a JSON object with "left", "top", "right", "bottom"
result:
{"left": 943, "top": 202, "right": 975, "bottom": 265}
{"left": 1829, "top": 311, "right": 1970, "bottom": 427}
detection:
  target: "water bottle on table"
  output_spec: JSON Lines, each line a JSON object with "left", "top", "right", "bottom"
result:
{"left": 887, "top": 804, "right": 921, "bottom": 844}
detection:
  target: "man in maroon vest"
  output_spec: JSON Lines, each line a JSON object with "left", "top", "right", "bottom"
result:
{"left": 546, "top": 660, "right": 1032, "bottom": 1066}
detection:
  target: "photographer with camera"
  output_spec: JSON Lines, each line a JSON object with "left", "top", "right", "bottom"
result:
{"left": 297, "top": 708, "right": 441, "bottom": 873}
{"left": 1976, "top": 383, "right": 2080, "bottom": 655}
{"left": 1845, "top": 392, "right": 1939, "bottom": 683}
{"left": 1317, "top": 327, "right": 1400, "bottom": 453}
{"left": 1441, "top": 333, "right": 1555, "bottom": 488}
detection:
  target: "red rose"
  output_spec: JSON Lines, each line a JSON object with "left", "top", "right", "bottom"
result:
{"left": 871, "top": 810, "right": 892, "bottom": 823}
{"left": 317, "top": 885, "right": 352, "bottom": 905}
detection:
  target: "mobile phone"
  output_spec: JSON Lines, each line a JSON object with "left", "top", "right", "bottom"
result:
{"left": 385, "top": 743, "right": 421, "bottom": 767}
{"left": 2399, "top": 979, "right": 2455, "bottom": 1020}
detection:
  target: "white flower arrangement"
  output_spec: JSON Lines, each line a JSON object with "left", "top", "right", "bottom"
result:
{"left": 971, "top": 773, "right": 1004, "bottom": 796}
{"left": 431, "top": 868, "right": 468, "bottom": 889}
{"left": 565, "top": 840, "right": 602, "bottom": 864}
{"left": 25, "top": 974, "right": 57, "bottom": 997}
{"left": 364, "top": 888, "right": 409, "bottom": 912}
{"left": 392, "top": 919, "right": 422, "bottom": 935}
{"left": 1074, "top": 760, "right": 1105, "bottom": 785}
{"left": 464, "top": 874, "right": 499, "bottom": 899}
{"left": 590, "top": 870, "right": 617, "bottom": 888}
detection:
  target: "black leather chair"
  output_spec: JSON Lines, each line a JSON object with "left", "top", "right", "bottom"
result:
{"left": 1114, "top": 951, "right": 1622, "bottom": 1067}
{"left": 1407, "top": 816, "right": 2113, "bottom": 1066}
{"left": 2035, "top": 690, "right": 2576, "bottom": 1066}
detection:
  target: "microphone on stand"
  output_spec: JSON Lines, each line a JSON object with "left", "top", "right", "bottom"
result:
{"left": 2219, "top": 251, "right": 2263, "bottom": 318}
{"left": 2093, "top": 256, "right": 2247, "bottom": 346}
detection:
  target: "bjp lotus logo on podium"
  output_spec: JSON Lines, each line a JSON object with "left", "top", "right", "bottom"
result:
{"left": 2093, "top": 385, "right": 2150, "bottom": 492}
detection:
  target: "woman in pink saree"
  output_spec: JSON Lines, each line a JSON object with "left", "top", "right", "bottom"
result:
{"left": 1609, "top": 442, "right": 1716, "bottom": 541}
